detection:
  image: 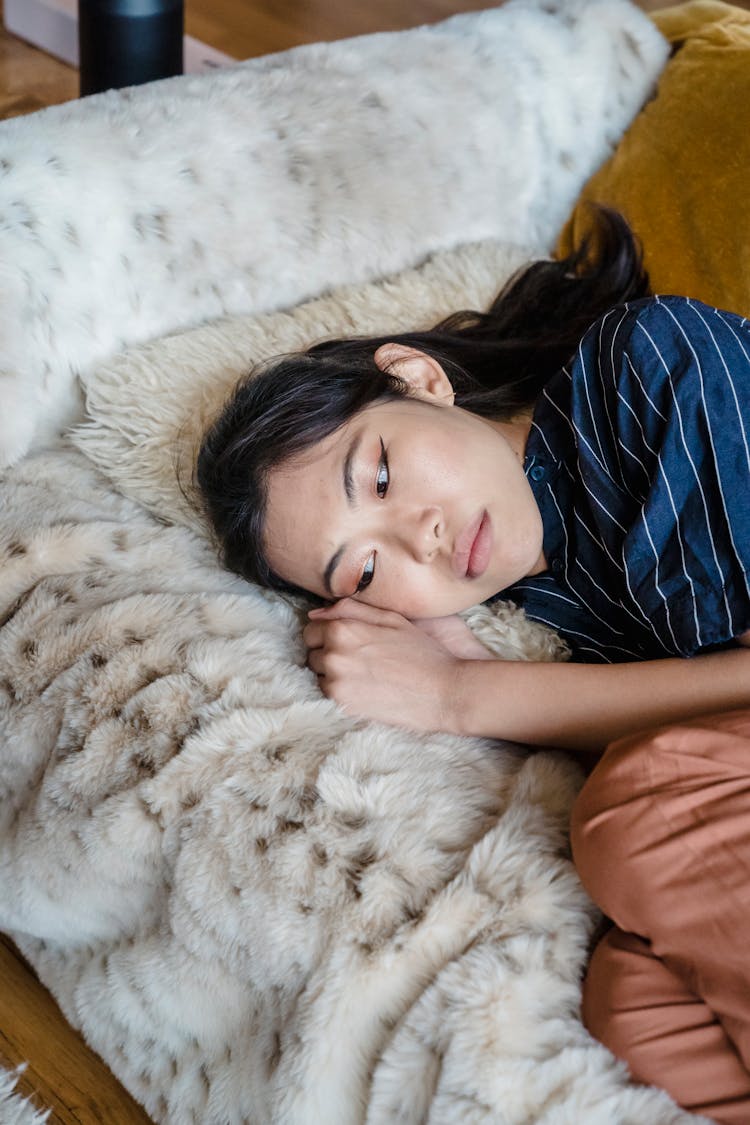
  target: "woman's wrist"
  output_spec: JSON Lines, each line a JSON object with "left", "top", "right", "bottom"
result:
{"left": 448, "top": 658, "right": 497, "bottom": 737}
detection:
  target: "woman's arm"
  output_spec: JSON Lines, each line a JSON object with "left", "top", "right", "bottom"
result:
{"left": 451, "top": 647, "right": 750, "bottom": 752}
{"left": 304, "top": 601, "right": 750, "bottom": 753}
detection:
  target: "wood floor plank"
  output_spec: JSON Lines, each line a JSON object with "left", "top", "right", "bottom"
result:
{"left": 0, "top": 936, "right": 153, "bottom": 1123}
{"left": 0, "top": 0, "right": 76, "bottom": 118}
{"left": 184, "top": 0, "right": 491, "bottom": 59}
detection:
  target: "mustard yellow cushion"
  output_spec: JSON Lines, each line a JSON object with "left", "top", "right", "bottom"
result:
{"left": 557, "top": 1, "right": 750, "bottom": 316}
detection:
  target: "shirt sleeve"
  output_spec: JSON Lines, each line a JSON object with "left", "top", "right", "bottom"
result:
{"left": 575, "top": 295, "right": 750, "bottom": 657}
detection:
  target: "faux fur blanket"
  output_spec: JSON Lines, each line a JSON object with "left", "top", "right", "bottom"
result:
{"left": 0, "top": 450, "right": 707, "bottom": 1124}
{"left": 0, "top": 0, "right": 667, "bottom": 467}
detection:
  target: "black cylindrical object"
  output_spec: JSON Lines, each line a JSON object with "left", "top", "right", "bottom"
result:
{"left": 79, "top": 0, "right": 184, "bottom": 97}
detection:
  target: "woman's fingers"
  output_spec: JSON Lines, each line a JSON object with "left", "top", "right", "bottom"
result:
{"left": 305, "top": 616, "right": 378, "bottom": 685}
{"left": 302, "top": 617, "right": 326, "bottom": 648}
{"left": 307, "top": 598, "right": 405, "bottom": 628}
{"left": 303, "top": 616, "right": 359, "bottom": 651}
{"left": 305, "top": 603, "right": 402, "bottom": 663}
{"left": 303, "top": 616, "right": 353, "bottom": 652}
{"left": 306, "top": 645, "right": 326, "bottom": 675}
{"left": 304, "top": 610, "right": 391, "bottom": 653}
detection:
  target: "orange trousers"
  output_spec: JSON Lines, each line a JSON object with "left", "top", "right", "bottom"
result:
{"left": 570, "top": 709, "right": 750, "bottom": 1124}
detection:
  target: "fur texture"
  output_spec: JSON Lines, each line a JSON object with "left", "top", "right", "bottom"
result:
{"left": 0, "top": 1067, "right": 50, "bottom": 1125}
{"left": 0, "top": 451, "right": 709, "bottom": 1124}
{"left": 0, "top": 0, "right": 667, "bottom": 466}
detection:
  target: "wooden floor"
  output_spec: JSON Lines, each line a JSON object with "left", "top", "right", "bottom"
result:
{"left": 0, "top": 936, "right": 153, "bottom": 1123}
{"left": 1, "top": 0, "right": 748, "bottom": 1121}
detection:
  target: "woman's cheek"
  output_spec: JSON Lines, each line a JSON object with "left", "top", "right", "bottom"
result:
{"left": 391, "top": 581, "right": 456, "bottom": 622}
{"left": 369, "top": 576, "right": 428, "bottom": 619}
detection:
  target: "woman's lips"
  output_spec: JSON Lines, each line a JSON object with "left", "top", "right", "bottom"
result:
{"left": 453, "top": 511, "right": 492, "bottom": 579}
{"left": 468, "top": 511, "right": 492, "bottom": 578}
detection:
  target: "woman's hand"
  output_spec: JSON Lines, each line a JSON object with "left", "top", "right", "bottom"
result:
{"left": 303, "top": 599, "right": 468, "bottom": 732}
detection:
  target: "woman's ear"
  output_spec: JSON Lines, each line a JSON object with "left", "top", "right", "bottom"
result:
{"left": 374, "top": 343, "right": 455, "bottom": 405}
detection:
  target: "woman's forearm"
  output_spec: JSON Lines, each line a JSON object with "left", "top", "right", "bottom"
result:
{"left": 450, "top": 648, "right": 750, "bottom": 753}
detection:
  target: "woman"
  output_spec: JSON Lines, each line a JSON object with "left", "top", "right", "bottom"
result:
{"left": 197, "top": 209, "right": 750, "bottom": 1122}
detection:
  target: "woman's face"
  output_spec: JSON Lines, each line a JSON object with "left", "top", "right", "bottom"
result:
{"left": 262, "top": 347, "right": 546, "bottom": 619}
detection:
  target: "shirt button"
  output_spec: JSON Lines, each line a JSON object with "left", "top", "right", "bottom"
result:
{"left": 551, "top": 557, "right": 563, "bottom": 573}
{"left": 529, "top": 465, "right": 546, "bottom": 482}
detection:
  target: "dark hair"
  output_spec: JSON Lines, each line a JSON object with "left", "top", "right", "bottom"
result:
{"left": 196, "top": 206, "right": 648, "bottom": 594}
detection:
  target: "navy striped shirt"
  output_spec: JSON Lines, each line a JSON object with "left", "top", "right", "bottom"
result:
{"left": 497, "top": 295, "right": 750, "bottom": 663}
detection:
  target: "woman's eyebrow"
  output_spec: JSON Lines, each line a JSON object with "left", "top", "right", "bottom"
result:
{"left": 342, "top": 431, "right": 362, "bottom": 504}
{"left": 323, "top": 545, "right": 344, "bottom": 597}
{"left": 322, "top": 430, "right": 363, "bottom": 594}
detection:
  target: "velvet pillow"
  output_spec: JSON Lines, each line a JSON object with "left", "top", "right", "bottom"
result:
{"left": 557, "top": 0, "right": 750, "bottom": 316}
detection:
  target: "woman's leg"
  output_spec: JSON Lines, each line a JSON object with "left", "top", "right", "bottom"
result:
{"left": 570, "top": 709, "right": 750, "bottom": 1123}
{"left": 583, "top": 926, "right": 750, "bottom": 1123}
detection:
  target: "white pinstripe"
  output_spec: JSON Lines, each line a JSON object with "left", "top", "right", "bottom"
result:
{"left": 599, "top": 306, "right": 632, "bottom": 486}
{"left": 614, "top": 389, "right": 657, "bottom": 495}
{"left": 638, "top": 506, "right": 680, "bottom": 650}
{"left": 579, "top": 316, "right": 612, "bottom": 474}
{"left": 622, "top": 349, "right": 668, "bottom": 422}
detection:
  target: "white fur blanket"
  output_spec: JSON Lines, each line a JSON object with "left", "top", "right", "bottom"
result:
{"left": 0, "top": 0, "right": 667, "bottom": 466}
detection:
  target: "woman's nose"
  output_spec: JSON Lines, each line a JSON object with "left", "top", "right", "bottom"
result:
{"left": 407, "top": 506, "right": 444, "bottom": 562}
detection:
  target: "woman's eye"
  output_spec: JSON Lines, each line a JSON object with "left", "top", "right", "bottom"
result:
{"left": 376, "top": 439, "right": 389, "bottom": 499}
{"left": 356, "top": 552, "right": 375, "bottom": 593}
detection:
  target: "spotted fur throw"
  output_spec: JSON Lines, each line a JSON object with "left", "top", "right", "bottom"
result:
{"left": 0, "top": 451, "right": 708, "bottom": 1124}
{"left": 0, "top": 0, "right": 667, "bottom": 467}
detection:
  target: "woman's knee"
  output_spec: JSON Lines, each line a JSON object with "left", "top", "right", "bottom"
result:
{"left": 581, "top": 928, "right": 642, "bottom": 1058}
{"left": 570, "top": 727, "right": 671, "bottom": 922}
{"left": 583, "top": 927, "right": 750, "bottom": 1122}
{"left": 571, "top": 710, "right": 750, "bottom": 926}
